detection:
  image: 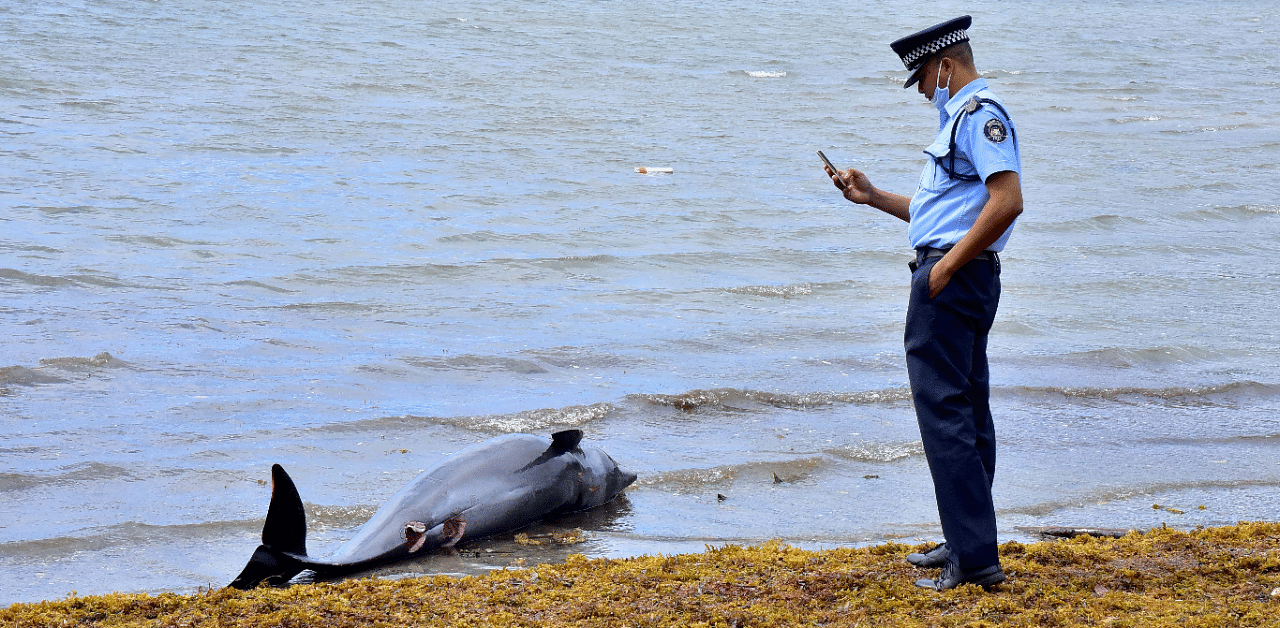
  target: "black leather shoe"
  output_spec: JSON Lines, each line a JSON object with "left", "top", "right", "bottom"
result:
{"left": 906, "top": 542, "right": 949, "bottom": 568}
{"left": 914, "top": 561, "right": 1006, "bottom": 591}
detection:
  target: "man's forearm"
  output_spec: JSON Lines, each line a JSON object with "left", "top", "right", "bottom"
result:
{"left": 937, "top": 171, "right": 1023, "bottom": 273}
{"left": 869, "top": 187, "right": 913, "bottom": 222}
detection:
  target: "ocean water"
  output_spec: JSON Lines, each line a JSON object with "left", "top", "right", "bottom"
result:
{"left": 3, "top": 0, "right": 1279, "bottom": 605}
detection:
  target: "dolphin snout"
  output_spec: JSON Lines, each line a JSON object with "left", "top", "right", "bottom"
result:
{"left": 616, "top": 465, "right": 638, "bottom": 490}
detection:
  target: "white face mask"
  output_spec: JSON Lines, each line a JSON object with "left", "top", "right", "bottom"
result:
{"left": 930, "top": 58, "right": 952, "bottom": 125}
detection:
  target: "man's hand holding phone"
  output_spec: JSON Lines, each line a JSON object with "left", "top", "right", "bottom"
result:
{"left": 817, "top": 151, "right": 845, "bottom": 189}
{"left": 819, "top": 151, "right": 876, "bottom": 206}
{"left": 818, "top": 150, "right": 912, "bottom": 222}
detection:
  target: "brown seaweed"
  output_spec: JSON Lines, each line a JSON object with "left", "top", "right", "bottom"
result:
{"left": 4, "top": 522, "right": 1278, "bottom": 627}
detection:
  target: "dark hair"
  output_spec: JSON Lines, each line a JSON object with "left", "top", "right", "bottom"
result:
{"left": 934, "top": 41, "right": 975, "bottom": 68}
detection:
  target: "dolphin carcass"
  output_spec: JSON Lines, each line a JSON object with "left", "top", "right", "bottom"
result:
{"left": 229, "top": 429, "right": 636, "bottom": 589}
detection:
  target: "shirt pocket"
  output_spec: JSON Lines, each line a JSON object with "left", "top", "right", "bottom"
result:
{"left": 918, "top": 141, "right": 953, "bottom": 193}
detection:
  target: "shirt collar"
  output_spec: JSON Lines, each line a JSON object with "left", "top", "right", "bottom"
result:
{"left": 943, "top": 78, "right": 990, "bottom": 119}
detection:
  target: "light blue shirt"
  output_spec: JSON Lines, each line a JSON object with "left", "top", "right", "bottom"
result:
{"left": 908, "top": 78, "right": 1021, "bottom": 252}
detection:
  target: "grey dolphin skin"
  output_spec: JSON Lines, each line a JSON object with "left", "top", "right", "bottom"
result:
{"left": 229, "top": 429, "right": 636, "bottom": 589}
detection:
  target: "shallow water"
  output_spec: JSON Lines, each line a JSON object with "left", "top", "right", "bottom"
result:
{"left": 3, "top": 0, "right": 1279, "bottom": 605}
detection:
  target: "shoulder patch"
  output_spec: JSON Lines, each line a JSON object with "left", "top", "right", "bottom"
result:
{"left": 983, "top": 118, "right": 1008, "bottom": 143}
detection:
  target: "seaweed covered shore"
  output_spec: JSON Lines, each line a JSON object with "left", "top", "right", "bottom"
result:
{"left": 5, "top": 523, "right": 1279, "bottom": 627}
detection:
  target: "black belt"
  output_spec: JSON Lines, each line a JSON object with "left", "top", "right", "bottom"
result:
{"left": 909, "top": 247, "right": 998, "bottom": 272}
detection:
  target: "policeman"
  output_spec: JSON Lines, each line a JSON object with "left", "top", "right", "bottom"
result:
{"left": 824, "top": 15, "right": 1023, "bottom": 591}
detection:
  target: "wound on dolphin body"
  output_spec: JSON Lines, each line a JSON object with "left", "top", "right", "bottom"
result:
{"left": 404, "top": 522, "right": 428, "bottom": 553}
{"left": 403, "top": 514, "right": 465, "bottom": 553}
{"left": 442, "top": 513, "right": 466, "bottom": 547}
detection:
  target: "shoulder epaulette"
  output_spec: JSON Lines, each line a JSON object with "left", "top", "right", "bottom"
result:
{"left": 938, "top": 96, "right": 1016, "bottom": 182}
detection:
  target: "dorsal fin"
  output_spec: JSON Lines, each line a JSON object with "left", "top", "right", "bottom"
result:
{"left": 262, "top": 464, "right": 308, "bottom": 556}
{"left": 550, "top": 429, "right": 583, "bottom": 452}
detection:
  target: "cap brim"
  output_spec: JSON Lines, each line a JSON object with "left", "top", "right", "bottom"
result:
{"left": 904, "top": 63, "right": 927, "bottom": 89}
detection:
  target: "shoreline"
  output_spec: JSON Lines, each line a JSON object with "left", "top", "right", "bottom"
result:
{"left": 4, "top": 522, "right": 1278, "bottom": 626}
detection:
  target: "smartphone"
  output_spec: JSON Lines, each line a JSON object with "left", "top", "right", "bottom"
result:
{"left": 817, "top": 150, "right": 839, "bottom": 173}
{"left": 818, "top": 150, "right": 845, "bottom": 189}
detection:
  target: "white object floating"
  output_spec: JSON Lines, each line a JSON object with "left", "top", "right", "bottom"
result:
{"left": 635, "top": 167, "right": 674, "bottom": 174}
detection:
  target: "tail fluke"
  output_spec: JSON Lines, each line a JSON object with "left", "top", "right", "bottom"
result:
{"left": 228, "top": 464, "right": 309, "bottom": 589}
{"left": 228, "top": 545, "right": 305, "bottom": 590}
{"left": 262, "top": 464, "right": 307, "bottom": 556}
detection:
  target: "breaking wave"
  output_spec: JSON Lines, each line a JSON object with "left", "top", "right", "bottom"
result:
{"left": 439, "top": 402, "right": 617, "bottom": 432}
{"left": 637, "top": 456, "right": 824, "bottom": 490}
{"left": 825, "top": 441, "right": 923, "bottom": 463}
{"left": 0, "top": 352, "right": 130, "bottom": 393}
{"left": 629, "top": 387, "right": 911, "bottom": 412}
{"left": 1001, "top": 380, "right": 1280, "bottom": 403}
{"left": 0, "top": 462, "right": 137, "bottom": 493}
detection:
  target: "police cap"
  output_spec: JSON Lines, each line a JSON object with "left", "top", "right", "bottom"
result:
{"left": 890, "top": 15, "right": 972, "bottom": 88}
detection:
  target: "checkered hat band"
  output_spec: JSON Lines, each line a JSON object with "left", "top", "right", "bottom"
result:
{"left": 902, "top": 30, "right": 969, "bottom": 67}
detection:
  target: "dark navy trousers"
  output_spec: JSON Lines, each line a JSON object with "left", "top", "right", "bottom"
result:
{"left": 905, "top": 252, "right": 1001, "bottom": 572}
